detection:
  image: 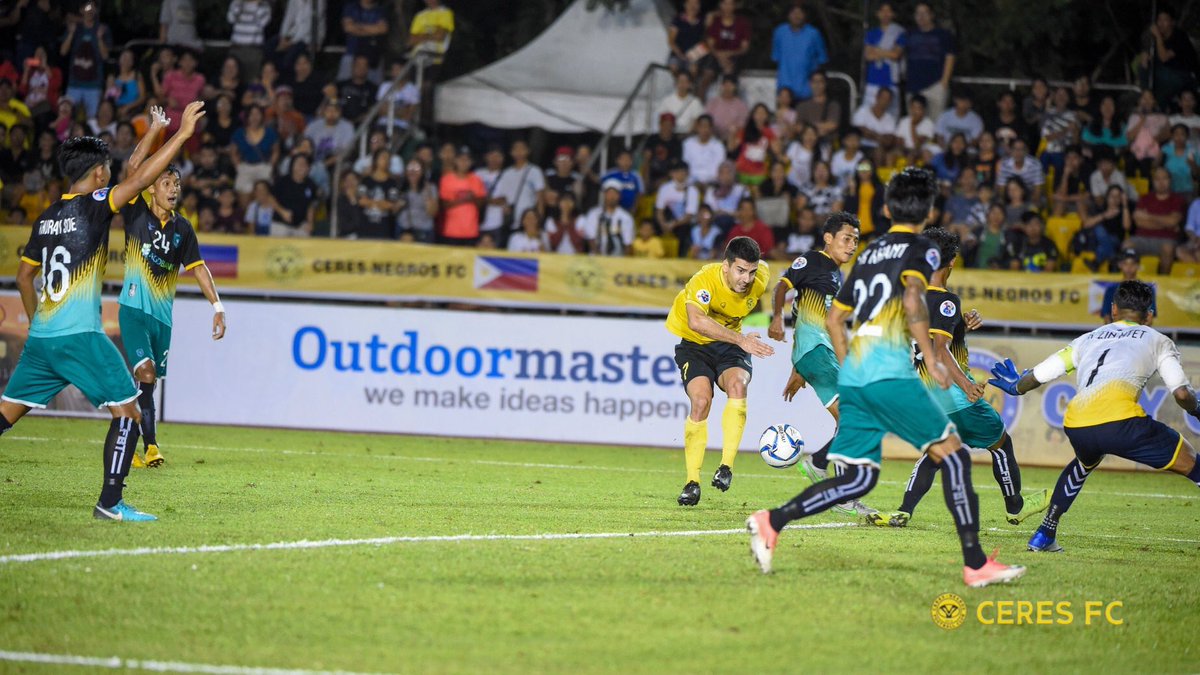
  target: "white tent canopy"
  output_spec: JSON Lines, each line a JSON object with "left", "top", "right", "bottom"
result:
{"left": 435, "top": 0, "right": 675, "bottom": 134}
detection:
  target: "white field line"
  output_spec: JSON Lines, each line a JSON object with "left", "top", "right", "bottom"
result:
{"left": 8, "top": 435, "right": 1192, "bottom": 501}
{"left": 983, "top": 527, "right": 1200, "bottom": 545}
{"left": 0, "top": 522, "right": 855, "bottom": 566}
{"left": 0, "top": 650, "right": 387, "bottom": 675}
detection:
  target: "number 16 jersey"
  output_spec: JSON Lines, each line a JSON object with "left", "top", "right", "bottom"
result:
{"left": 832, "top": 225, "right": 940, "bottom": 387}
{"left": 21, "top": 189, "right": 121, "bottom": 339}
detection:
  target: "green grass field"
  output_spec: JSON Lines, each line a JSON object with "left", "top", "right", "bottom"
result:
{"left": 1, "top": 417, "right": 1197, "bottom": 674}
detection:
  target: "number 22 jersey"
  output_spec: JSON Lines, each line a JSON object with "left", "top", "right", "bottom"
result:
{"left": 21, "top": 189, "right": 121, "bottom": 338}
{"left": 832, "top": 225, "right": 940, "bottom": 387}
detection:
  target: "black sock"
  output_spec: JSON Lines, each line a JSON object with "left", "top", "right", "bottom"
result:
{"left": 99, "top": 417, "right": 141, "bottom": 508}
{"left": 990, "top": 436, "right": 1023, "bottom": 513}
{"left": 0, "top": 414, "right": 12, "bottom": 437}
{"left": 769, "top": 464, "right": 879, "bottom": 531}
{"left": 1038, "top": 458, "right": 1093, "bottom": 539}
{"left": 138, "top": 381, "right": 157, "bottom": 448}
{"left": 1187, "top": 459, "right": 1200, "bottom": 489}
{"left": 898, "top": 453, "right": 939, "bottom": 514}
{"left": 810, "top": 427, "right": 836, "bottom": 470}
{"left": 940, "top": 448, "right": 986, "bottom": 569}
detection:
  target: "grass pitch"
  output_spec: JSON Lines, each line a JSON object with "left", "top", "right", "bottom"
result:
{"left": 0, "top": 417, "right": 1197, "bottom": 674}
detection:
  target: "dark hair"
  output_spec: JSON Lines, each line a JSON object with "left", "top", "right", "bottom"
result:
{"left": 161, "top": 163, "right": 182, "bottom": 181}
{"left": 1004, "top": 175, "right": 1030, "bottom": 203}
{"left": 1089, "top": 94, "right": 1122, "bottom": 137}
{"left": 1114, "top": 280, "right": 1155, "bottom": 318}
{"left": 1171, "top": 122, "right": 1190, "bottom": 136}
{"left": 58, "top": 136, "right": 110, "bottom": 184}
{"left": 944, "top": 132, "right": 969, "bottom": 171}
{"left": 909, "top": 94, "right": 927, "bottom": 108}
{"left": 1020, "top": 210, "right": 1044, "bottom": 226}
{"left": 737, "top": 196, "right": 757, "bottom": 212}
{"left": 724, "top": 235, "right": 761, "bottom": 263}
{"left": 822, "top": 211, "right": 860, "bottom": 238}
{"left": 696, "top": 114, "right": 714, "bottom": 127}
{"left": 921, "top": 227, "right": 959, "bottom": 269}
{"left": 884, "top": 167, "right": 937, "bottom": 224}
{"left": 743, "top": 103, "right": 771, "bottom": 144}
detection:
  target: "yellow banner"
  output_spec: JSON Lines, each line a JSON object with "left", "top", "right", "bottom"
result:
{"left": 1, "top": 226, "right": 1198, "bottom": 328}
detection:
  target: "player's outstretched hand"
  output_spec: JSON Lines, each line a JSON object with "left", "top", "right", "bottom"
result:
{"left": 964, "top": 309, "right": 983, "bottom": 332}
{"left": 178, "top": 101, "right": 206, "bottom": 138}
{"left": 212, "top": 311, "right": 226, "bottom": 340}
{"left": 767, "top": 316, "right": 785, "bottom": 342}
{"left": 149, "top": 105, "right": 170, "bottom": 131}
{"left": 740, "top": 333, "right": 775, "bottom": 359}
{"left": 987, "top": 358, "right": 1027, "bottom": 396}
{"left": 782, "top": 370, "right": 806, "bottom": 402}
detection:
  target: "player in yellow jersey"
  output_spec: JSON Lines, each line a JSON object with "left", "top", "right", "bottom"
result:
{"left": 666, "top": 236, "right": 773, "bottom": 505}
{"left": 988, "top": 280, "right": 1200, "bottom": 552}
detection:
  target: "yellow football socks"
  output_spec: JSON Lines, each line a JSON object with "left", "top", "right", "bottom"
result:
{"left": 683, "top": 417, "right": 707, "bottom": 483}
{"left": 721, "top": 398, "right": 748, "bottom": 467}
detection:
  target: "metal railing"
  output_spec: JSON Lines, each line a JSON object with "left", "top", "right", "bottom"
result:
{"left": 952, "top": 76, "right": 1140, "bottom": 96}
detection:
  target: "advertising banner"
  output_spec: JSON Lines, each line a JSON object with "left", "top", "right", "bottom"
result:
{"left": 2, "top": 226, "right": 1198, "bottom": 329}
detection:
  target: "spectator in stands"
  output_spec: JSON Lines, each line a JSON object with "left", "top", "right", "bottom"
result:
{"left": 802, "top": 160, "right": 842, "bottom": 217}
{"left": 1021, "top": 76, "right": 1050, "bottom": 132}
{"left": 775, "top": 204, "right": 817, "bottom": 259}
{"left": 86, "top": 99, "right": 116, "bottom": 138}
{"left": 575, "top": 145, "right": 602, "bottom": 209}
{"left": 657, "top": 72, "right": 704, "bottom": 135}
{"left": 375, "top": 62, "right": 420, "bottom": 133}
{"left": 0, "top": 125, "right": 34, "bottom": 186}
{"left": 341, "top": 0, "right": 388, "bottom": 81}
{"left": 631, "top": 221, "right": 666, "bottom": 258}
{"left": 507, "top": 208, "right": 549, "bottom": 253}
{"left": 109, "top": 122, "right": 135, "bottom": 169}
{"left": 188, "top": 144, "right": 234, "bottom": 201}
{"left": 357, "top": 148, "right": 404, "bottom": 239}
{"left": 160, "top": 0, "right": 201, "bottom": 50}
{"left": 1146, "top": 8, "right": 1199, "bottom": 108}
{"left": 895, "top": 94, "right": 934, "bottom": 159}
{"left": 830, "top": 129, "right": 865, "bottom": 187}
{"left": 584, "top": 180, "right": 635, "bottom": 256}
{"left": 336, "top": 172, "right": 364, "bottom": 237}
{"left": 273, "top": 0, "right": 326, "bottom": 72}
{"left": 1177, "top": 194, "right": 1200, "bottom": 263}
{"left": 986, "top": 90, "right": 1030, "bottom": 150}
{"left": 232, "top": 104, "right": 280, "bottom": 206}
{"left": 19, "top": 46, "right": 60, "bottom": 126}
{"left": 1003, "top": 211, "right": 1059, "bottom": 272}
{"left": 1075, "top": 184, "right": 1125, "bottom": 269}
{"left": 397, "top": 160, "right": 439, "bottom": 243}
{"left": 545, "top": 192, "right": 585, "bottom": 255}
{"left": 245, "top": 180, "right": 275, "bottom": 235}
{"left": 1088, "top": 146, "right": 1135, "bottom": 205}
{"left": 772, "top": 3, "right": 827, "bottom": 101}
{"left": 682, "top": 115, "right": 725, "bottom": 186}
{"left": 794, "top": 70, "right": 840, "bottom": 149}
{"left": 688, "top": 203, "right": 721, "bottom": 259}
{"left": 1130, "top": 166, "right": 1185, "bottom": 274}
{"left": 0, "top": 79, "right": 31, "bottom": 134}
{"left": 863, "top": 1, "right": 904, "bottom": 116}
{"left": 1038, "top": 86, "right": 1078, "bottom": 176}
{"left": 600, "top": 150, "right": 644, "bottom": 212}
{"left": 944, "top": 167, "right": 984, "bottom": 230}
{"left": 495, "top": 139, "right": 546, "bottom": 240}
{"left": 352, "top": 130, "right": 400, "bottom": 175}
{"left": 1081, "top": 94, "right": 1129, "bottom": 160}
{"left": 268, "top": 153, "right": 318, "bottom": 237}
{"left": 771, "top": 87, "right": 797, "bottom": 142}
{"left": 853, "top": 86, "right": 898, "bottom": 165}
{"left": 1051, "top": 146, "right": 1090, "bottom": 217}
{"left": 32, "top": 128, "right": 57, "bottom": 180}
{"left": 281, "top": 137, "right": 330, "bottom": 197}
{"left": 227, "top": 0, "right": 272, "bottom": 79}
{"left": 59, "top": 1, "right": 110, "bottom": 117}
{"left": 1001, "top": 175, "right": 1034, "bottom": 226}
{"left": 905, "top": 2, "right": 955, "bottom": 120}
{"left": 702, "top": 0, "right": 751, "bottom": 98}
{"left": 242, "top": 61, "right": 278, "bottom": 111}
{"left": 1170, "top": 89, "right": 1200, "bottom": 143}
{"left": 3, "top": 0, "right": 59, "bottom": 66}
{"left": 545, "top": 146, "right": 583, "bottom": 207}
{"left": 935, "top": 89, "right": 983, "bottom": 146}
{"left": 845, "top": 158, "right": 886, "bottom": 239}
{"left": 204, "top": 57, "right": 244, "bottom": 115}
{"left": 1126, "top": 88, "right": 1170, "bottom": 178}
{"left": 287, "top": 53, "right": 325, "bottom": 118}
{"left": 1100, "top": 250, "right": 1156, "bottom": 321}
{"left": 204, "top": 94, "right": 238, "bottom": 152}
{"left": 644, "top": 112, "right": 682, "bottom": 189}
{"left": 212, "top": 187, "right": 243, "bottom": 234}
{"left": 162, "top": 50, "right": 206, "bottom": 147}
{"left": 435, "top": 142, "right": 456, "bottom": 183}
{"left": 996, "top": 137, "right": 1044, "bottom": 195}
{"left": 704, "top": 161, "right": 749, "bottom": 226}
{"left": 705, "top": 75, "right": 748, "bottom": 141}
{"left": 329, "top": 55, "right": 378, "bottom": 124}
{"left": 656, "top": 160, "right": 700, "bottom": 246}
{"left": 731, "top": 103, "right": 780, "bottom": 186}
{"left": 724, "top": 197, "right": 775, "bottom": 254}
{"left": 409, "top": 0, "right": 455, "bottom": 123}
{"left": 1068, "top": 74, "right": 1098, "bottom": 126}
{"left": 106, "top": 48, "right": 145, "bottom": 120}
{"left": 1161, "top": 124, "right": 1198, "bottom": 197}
{"left": 305, "top": 100, "right": 355, "bottom": 171}
{"left": 930, "top": 132, "right": 969, "bottom": 187}
{"left": 758, "top": 160, "right": 799, "bottom": 202}
{"left": 149, "top": 46, "right": 177, "bottom": 106}
{"left": 668, "top": 0, "right": 706, "bottom": 79}
{"left": 785, "top": 123, "right": 821, "bottom": 189}
{"left": 439, "top": 147, "right": 485, "bottom": 246}
{"left": 476, "top": 145, "right": 506, "bottom": 240}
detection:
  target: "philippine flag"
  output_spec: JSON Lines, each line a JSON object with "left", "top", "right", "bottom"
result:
{"left": 474, "top": 256, "right": 539, "bottom": 292}
{"left": 200, "top": 245, "right": 239, "bottom": 278}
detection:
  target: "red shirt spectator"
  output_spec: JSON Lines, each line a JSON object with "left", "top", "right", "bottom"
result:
{"left": 706, "top": 7, "right": 751, "bottom": 54}
{"left": 439, "top": 149, "right": 486, "bottom": 242}
{"left": 1133, "top": 168, "right": 1185, "bottom": 240}
{"left": 162, "top": 51, "right": 206, "bottom": 124}
{"left": 724, "top": 199, "right": 775, "bottom": 254}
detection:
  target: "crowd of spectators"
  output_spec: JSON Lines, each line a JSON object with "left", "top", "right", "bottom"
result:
{"left": 0, "top": 0, "right": 1196, "bottom": 274}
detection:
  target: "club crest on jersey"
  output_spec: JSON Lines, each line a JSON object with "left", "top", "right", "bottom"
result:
{"left": 925, "top": 247, "right": 941, "bottom": 271}
{"left": 92, "top": 188, "right": 110, "bottom": 202}
{"left": 696, "top": 289, "right": 711, "bottom": 305}
{"left": 940, "top": 300, "right": 956, "bottom": 317}
{"left": 791, "top": 256, "right": 807, "bottom": 270}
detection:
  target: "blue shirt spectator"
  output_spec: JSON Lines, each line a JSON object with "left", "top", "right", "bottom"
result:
{"left": 600, "top": 166, "right": 645, "bottom": 212}
{"left": 771, "top": 6, "right": 827, "bottom": 100}
{"left": 905, "top": 2, "right": 956, "bottom": 118}
{"left": 343, "top": 0, "right": 387, "bottom": 66}
{"left": 864, "top": 3, "right": 905, "bottom": 93}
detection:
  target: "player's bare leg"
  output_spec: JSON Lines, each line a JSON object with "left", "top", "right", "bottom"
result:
{"left": 678, "top": 377, "right": 713, "bottom": 506}
{"left": 713, "top": 368, "right": 749, "bottom": 493}
{"left": 133, "top": 361, "right": 163, "bottom": 468}
{"left": 0, "top": 401, "right": 32, "bottom": 434}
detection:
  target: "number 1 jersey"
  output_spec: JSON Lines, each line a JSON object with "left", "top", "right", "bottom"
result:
{"left": 832, "top": 226, "right": 940, "bottom": 387}
{"left": 21, "top": 189, "right": 120, "bottom": 338}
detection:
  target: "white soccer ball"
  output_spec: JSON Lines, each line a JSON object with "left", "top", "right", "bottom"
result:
{"left": 758, "top": 424, "right": 805, "bottom": 468}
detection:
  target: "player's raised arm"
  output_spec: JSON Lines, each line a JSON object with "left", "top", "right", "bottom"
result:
{"left": 988, "top": 345, "right": 1074, "bottom": 397}
{"left": 903, "top": 275, "right": 949, "bottom": 389}
{"left": 109, "top": 101, "right": 205, "bottom": 209}
{"left": 768, "top": 279, "right": 790, "bottom": 342}
{"left": 1157, "top": 343, "right": 1200, "bottom": 419}
{"left": 124, "top": 106, "right": 169, "bottom": 176}
{"left": 684, "top": 303, "right": 773, "bottom": 358}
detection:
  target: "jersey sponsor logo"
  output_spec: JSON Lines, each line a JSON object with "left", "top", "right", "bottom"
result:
{"left": 940, "top": 300, "right": 956, "bottom": 317}
{"left": 791, "top": 256, "right": 807, "bottom": 270}
{"left": 92, "top": 188, "right": 110, "bottom": 202}
{"left": 696, "top": 289, "right": 711, "bottom": 305}
{"left": 926, "top": 247, "right": 941, "bottom": 271}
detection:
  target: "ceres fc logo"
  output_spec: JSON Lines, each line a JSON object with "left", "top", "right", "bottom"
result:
{"left": 265, "top": 245, "right": 304, "bottom": 282}
{"left": 932, "top": 593, "right": 967, "bottom": 630}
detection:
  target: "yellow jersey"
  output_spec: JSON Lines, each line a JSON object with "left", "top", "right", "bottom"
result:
{"left": 665, "top": 262, "right": 770, "bottom": 344}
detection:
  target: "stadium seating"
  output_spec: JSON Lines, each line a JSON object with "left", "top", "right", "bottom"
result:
{"left": 1046, "top": 214, "right": 1082, "bottom": 263}
{"left": 1172, "top": 262, "right": 1200, "bottom": 278}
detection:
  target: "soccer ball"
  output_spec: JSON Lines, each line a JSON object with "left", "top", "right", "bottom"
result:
{"left": 759, "top": 424, "right": 805, "bottom": 468}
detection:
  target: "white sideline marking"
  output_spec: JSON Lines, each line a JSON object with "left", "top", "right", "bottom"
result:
{"left": 8, "top": 436, "right": 1196, "bottom": 501}
{"left": 0, "top": 650, "right": 387, "bottom": 674}
{"left": 983, "top": 527, "right": 1200, "bottom": 545}
{"left": 0, "top": 522, "right": 856, "bottom": 566}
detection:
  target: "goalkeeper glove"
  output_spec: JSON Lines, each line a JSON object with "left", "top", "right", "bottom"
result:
{"left": 988, "top": 358, "right": 1030, "bottom": 397}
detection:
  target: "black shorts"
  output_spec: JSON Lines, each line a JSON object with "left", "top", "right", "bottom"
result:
{"left": 1064, "top": 417, "right": 1184, "bottom": 470}
{"left": 674, "top": 340, "right": 752, "bottom": 387}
